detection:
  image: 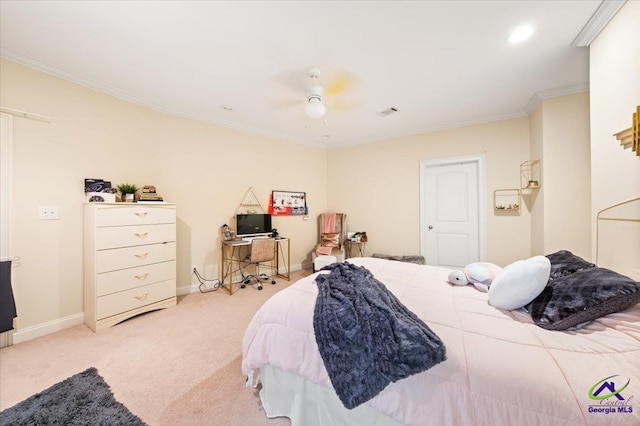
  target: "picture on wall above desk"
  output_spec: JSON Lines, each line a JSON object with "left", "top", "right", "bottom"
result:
{"left": 269, "top": 190, "right": 307, "bottom": 216}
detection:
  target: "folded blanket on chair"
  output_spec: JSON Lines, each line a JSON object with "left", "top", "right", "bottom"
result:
{"left": 316, "top": 246, "right": 333, "bottom": 256}
{"left": 313, "top": 262, "right": 446, "bottom": 409}
{"left": 322, "top": 213, "right": 336, "bottom": 233}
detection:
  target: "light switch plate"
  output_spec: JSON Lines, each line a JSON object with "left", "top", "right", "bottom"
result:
{"left": 39, "top": 206, "right": 59, "bottom": 220}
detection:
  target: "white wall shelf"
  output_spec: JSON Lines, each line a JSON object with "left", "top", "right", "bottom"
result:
{"left": 493, "top": 189, "right": 521, "bottom": 213}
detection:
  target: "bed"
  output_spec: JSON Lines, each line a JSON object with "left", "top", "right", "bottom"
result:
{"left": 242, "top": 202, "right": 640, "bottom": 426}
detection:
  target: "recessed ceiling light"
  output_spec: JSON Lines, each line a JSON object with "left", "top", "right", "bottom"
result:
{"left": 507, "top": 25, "right": 534, "bottom": 44}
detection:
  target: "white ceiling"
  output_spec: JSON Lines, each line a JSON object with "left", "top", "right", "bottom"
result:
{"left": 0, "top": 1, "right": 605, "bottom": 148}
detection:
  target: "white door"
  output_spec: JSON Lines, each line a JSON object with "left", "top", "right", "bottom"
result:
{"left": 420, "top": 157, "right": 485, "bottom": 268}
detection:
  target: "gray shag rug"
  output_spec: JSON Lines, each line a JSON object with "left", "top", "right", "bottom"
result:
{"left": 0, "top": 367, "right": 146, "bottom": 425}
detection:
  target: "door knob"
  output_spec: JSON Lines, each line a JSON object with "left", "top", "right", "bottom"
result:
{"left": 428, "top": 225, "right": 433, "bottom": 230}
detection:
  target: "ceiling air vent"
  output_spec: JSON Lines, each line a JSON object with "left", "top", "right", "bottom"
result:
{"left": 377, "top": 106, "right": 398, "bottom": 117}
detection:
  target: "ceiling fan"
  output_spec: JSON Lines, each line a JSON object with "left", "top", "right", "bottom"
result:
{"left": 274, "top": 67, "right": 356, "bottom": 120}
{"left": 304, "top": 67, "right": 327, "bottom": 119}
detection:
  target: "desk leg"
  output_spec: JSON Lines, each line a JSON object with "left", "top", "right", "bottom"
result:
{"left": 276, "top": 240, "right": 290, "bottom": 281}
{"left": 221, "top": 244, "right": 235, "bottom": 295}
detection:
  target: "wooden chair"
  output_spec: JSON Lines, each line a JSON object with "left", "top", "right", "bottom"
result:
{"left": 311, "top": 213, "right": 348, "bottom": 266}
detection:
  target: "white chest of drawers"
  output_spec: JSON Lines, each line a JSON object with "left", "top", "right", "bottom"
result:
{"left": 83, "top": 203, "right": 177, "bottom": 331}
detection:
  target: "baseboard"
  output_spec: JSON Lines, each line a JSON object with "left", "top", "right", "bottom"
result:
{"left": 13, "top": 312, "right": 85, "bottom": 344}
{"left": 179, "top": 263, "right": 303, "bottom": 295}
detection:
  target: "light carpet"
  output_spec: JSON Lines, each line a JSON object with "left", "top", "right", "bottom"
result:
{"left": 0, "top": 270, "right": 310, "bottom": 425}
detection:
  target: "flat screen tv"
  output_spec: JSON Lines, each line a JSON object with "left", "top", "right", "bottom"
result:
{"left": 236, "top": 213, "right": 272, "bottom": 237}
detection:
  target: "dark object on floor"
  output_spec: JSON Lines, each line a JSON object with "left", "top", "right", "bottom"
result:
{"left": 0, "top": 367, "right": 147, "bottom": 426}
{"left": 371, "top": 253, "right": 425, "bottom": 265}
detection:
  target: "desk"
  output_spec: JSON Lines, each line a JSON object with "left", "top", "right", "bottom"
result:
{"left": 220, "top": 238, "right": 290, "bottom": 295}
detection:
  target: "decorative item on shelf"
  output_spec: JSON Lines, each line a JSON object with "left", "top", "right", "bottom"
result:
{"left": 520, "top": 160, "right": 541, "bottom": 191}
{"left": 493, "top": 189, "right": 521, "bottom": 213}
{"left": 235, "top": 187, "right": 267, "bottom": 216}
{"left": 350, "top": 231, "right": 367, "bottom": 242}
{"left": 116, "top": 183, "right": 139, "bottom": 203}
{"left": 138, "top": 184, "right": 164, "bottom": 203}
{"left": 86, "top": 190, "right": 117, "bottom": 203}
{"left": 84, "top": 178, "right": 117, "bottom": 202}
{"left": 220, "top": 224, "right": 235, "bottom": 241}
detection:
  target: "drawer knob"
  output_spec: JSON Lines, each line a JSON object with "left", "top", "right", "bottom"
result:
{"left": 134, "top": 273, "right": 149, "bottom": 280}
{"left": 134, "top": 212, "right": 149, "bottom": 217}
{"left": 134, "top": 293, "right": 149, "bottom": 301}
{"left": 134, "top": 253, "right": 149, "bottom": 259}
{"left": 134, "top": 232, "right": 149, "bottom": 238}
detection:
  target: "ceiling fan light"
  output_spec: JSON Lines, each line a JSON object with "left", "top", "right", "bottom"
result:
{"left": 305, "top": 98, "right": 326, "bottom": 119}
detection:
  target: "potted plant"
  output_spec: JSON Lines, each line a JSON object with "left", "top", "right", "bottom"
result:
{"left": 117, "top": 183, "right": 139, "bottom": 202}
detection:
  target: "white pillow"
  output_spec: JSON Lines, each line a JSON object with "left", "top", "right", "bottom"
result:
{"left": 489, "top": 256, "right": 551, "bottom": 310}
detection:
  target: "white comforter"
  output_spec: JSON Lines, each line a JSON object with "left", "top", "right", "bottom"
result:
{"left": 242, "top": 257, "right": 640, "bottom": 426}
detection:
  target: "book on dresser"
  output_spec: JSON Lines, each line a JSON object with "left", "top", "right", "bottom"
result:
{"left": 83, "top": 202, "right": 177, "bottom": 331}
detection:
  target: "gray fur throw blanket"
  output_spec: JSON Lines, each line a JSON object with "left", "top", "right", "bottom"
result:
{"left": 313, "top": 262, "right": 446, "bottom": 409}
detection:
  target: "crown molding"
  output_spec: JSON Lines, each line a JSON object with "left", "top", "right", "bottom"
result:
{"left": 523, "top": 82, "right": 590, "bottom": 114}
{"left": 572, "top": 0, "right": 627, "bottom": 47}
{"left": 0, "top": 49, "right": 328, "bottom": 148}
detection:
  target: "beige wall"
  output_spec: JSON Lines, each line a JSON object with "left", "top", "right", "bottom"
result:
{"left": 1, "top": 51, "right": 599, "bottom": 337}
{"left": 528, "top": 103, "right": 544, "bottom": 255}
{"left": 327, "top": 118, "right": 532, "bottom": 266}
{"left": 589, "top": 1, "right": 640, "bottom": 278}
{"left": 1, "top": 58, "right": 328, "bottom": 332}
{"left": 531, "top": 93, "right": 591, "bottom": 259}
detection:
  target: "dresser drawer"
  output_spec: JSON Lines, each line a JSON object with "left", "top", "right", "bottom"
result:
{"left": 96, "top": 260, "right": 176, "bottom": 296}
{"left": 96, "top": 279, "right": 175, "bottom": 320}
{"left": 95, "top": 224, "right": 175, "bottom": 250}
{"left": 94, "top": 205, "right": 175, "bottom": 227}
{"left": 96, "top": 242, "right": 176, "bottom": 273}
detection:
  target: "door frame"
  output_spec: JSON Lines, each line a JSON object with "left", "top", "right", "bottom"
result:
{"left": 0, "top": 113, "right": 12, "bottom": 262}
{"left": 419, "top": 154, "right": 487, "bottom": 264}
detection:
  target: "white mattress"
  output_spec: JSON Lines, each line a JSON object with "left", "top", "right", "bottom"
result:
{"left": 242, "top": 257, "right": 640, "bottom": 426}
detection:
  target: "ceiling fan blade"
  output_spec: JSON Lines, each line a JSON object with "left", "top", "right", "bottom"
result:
{"left": 324, "top": 71, "right": 357, "bottom": 97}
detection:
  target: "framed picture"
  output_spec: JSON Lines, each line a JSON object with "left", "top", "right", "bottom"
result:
{"left": 269, "top": 190, "right": 307, "bottom": 216}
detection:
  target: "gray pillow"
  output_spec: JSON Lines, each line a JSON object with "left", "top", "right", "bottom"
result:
{"left": 529, "top": 266, "right": 640, "bottom": 330}
{"left": 545, "top": 250, "right": 595, "bottom": 280}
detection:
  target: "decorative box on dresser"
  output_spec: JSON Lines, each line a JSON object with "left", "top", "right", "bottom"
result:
{"left": 83, "top": 203, "right": 177, "bottom": 332}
